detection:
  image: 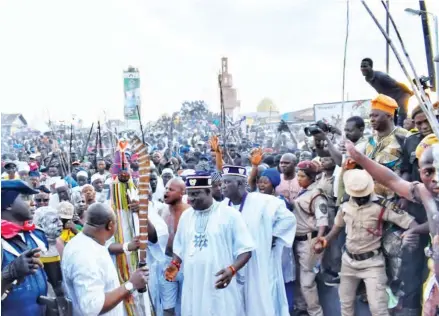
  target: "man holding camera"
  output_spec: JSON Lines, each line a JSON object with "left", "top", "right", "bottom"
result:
{"left": 304, "top": 120, "right": 342, "bottom": 158}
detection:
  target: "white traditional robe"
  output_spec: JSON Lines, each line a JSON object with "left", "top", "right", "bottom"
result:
{"left": 222, "top": 193, "right": 296, "bottom": 316}
{"left": 173, "top": 202, "right": 254, "bottom": 316}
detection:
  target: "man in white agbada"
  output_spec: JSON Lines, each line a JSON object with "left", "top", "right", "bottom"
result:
{"left": 164, "top": 173, "right": 254, "bottom": 316}
{"left": 49, "top": 179, "right": 71, "bottom": 209}
{"left": 221, "top": 165, "right": 296, "bottom": 316}
{"left": 62, "top": 203, "right": 149, "bottom": 316}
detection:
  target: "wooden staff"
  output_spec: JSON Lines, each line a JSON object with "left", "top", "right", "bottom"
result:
{"left": 130, "top": 135, "right": 155, "bottom": 315}
{"left": 82, "top": 123, "right": 94, "bottom": 161}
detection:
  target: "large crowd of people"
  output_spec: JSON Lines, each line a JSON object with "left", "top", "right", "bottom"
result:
{"left": 2, "top": 58, "right": 439, "bottom": 316}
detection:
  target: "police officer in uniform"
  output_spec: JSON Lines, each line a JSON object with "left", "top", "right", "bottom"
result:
{"left": 293, "top": 160, "right": 328, "bottom": 316}
{"left": 313, "top": 169, "right": 418, "bottom": 316}
{"left": 1, "top": 180, "right": 49, "bottom": 315}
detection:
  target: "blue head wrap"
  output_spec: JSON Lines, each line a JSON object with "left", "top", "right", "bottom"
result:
{"left": 261, "top": 168, "right": 281, "bottom": 189}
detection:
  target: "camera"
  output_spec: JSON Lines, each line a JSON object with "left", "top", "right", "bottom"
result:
{"left": 413, "top": 76, "right": 431, "bottom": 91}
{"left": 277, "top": 120, "right": 290, "bottom": 133}
{"left": 304, "top": 120, "right": 331, "bottom": 137}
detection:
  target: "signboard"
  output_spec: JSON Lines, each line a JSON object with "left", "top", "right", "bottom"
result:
{"left": 314, "top": 100, "right": 371, "bottom": 127}
{"left": 124, "top": 70, "right": 141, "bottom": 120}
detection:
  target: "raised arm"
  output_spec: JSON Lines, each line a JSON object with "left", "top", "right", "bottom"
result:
{"left": 345, "top": 141, "right": 411, "bottom": 199}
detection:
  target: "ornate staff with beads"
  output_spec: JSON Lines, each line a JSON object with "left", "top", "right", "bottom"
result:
{"left": 130, "top": 135, "right": 155, "bottom": 315}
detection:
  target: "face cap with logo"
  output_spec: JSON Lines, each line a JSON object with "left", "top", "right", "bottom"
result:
{"left": 185, "top": 172, "right": 212, "bottom": 189}
{"left": 221, "top": 165, "right": 247, "bottom": 178}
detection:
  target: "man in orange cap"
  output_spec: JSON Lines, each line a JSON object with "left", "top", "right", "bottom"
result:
{"left": 362, "top": 94, "right": 409, "bottom": 199}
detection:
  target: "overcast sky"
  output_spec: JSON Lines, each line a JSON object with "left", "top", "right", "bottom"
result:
{"left": 1, "top": 0, "right": 438, "bottom": 127}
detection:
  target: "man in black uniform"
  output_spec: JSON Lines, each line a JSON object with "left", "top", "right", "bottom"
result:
{"left": 398, "top": 105, "right": 435, "bottom": 315}
{"left": 361, "top": 57, "right": 413, "bottom": 127}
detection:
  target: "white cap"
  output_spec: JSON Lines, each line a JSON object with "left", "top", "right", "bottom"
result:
{"left": 91, "top": 173, "right": 104, "bottom": 183}
{"left": 57, "top": 201, "right": 74, "bottom": 219}
{"left": 77, "top": 171, "right": 88, "bottom": 179}
{"left": 180, "top": 169, "right": 195, "bottom": 177}
{"left": 17, "top": 162, "right": 30, "bottom": 173}
{"left": 55, "top": 179, "right": 68, "bottom": 189}
{"left": 161, "top": 168, "right": 174, "bottom": 176}
{"left": 46, "top": 176, "right": 61, "bottom": 187}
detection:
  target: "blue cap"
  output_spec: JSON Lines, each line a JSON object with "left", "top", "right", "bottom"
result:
{"left": 2, "top": 180, "right": 39, "bottom": 210}
{"left": 1, "top": 180, "right": 39, "bottom": 195}
{"left": 29, "top": 171, "right": 40, "bottom": 177}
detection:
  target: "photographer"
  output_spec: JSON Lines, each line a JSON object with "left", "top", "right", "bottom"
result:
{"left": 274, "top": 120, "right": 298, "bottom": 152}
{"left": 304, "top": 120, "right": 342, "bottom": 159}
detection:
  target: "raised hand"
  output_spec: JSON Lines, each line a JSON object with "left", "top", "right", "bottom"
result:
{"left": 345, "top": 140, "right": 360, "bottom": 161}
{"left": 249, "top": 148, "right": 263, "bottom": 166}
{"left": 209, "top": 135, "right": 221, "bottom": 154}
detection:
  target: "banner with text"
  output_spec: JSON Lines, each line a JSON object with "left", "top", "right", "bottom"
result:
{"left": 124, "top": 71, "right": 141, "bottom": 120}
{"left": 314, "top": 100, "right": 371, "bottom": 127}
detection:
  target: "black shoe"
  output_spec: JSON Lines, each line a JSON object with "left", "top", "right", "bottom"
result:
{"left": 321, "top": 272, "right": 340, "bottom": 287}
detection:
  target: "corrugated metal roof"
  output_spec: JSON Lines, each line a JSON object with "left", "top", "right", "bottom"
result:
{"left": 1, "top": 113, "right": 27, "bottom": 126}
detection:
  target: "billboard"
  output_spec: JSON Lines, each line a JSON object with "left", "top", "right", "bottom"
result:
{"left": 314, "top": 99, "right": 371, "bottom": 127}
{"left": 124, "top": 70, "right": 141, "bottom": 120}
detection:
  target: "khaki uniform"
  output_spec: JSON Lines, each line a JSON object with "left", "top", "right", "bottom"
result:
{"left": 293, "top": 182, "right": 328, "bottom": 316}
{"left": 317, "top": 173, "right": 336, "bottom": 227}
{"left": 335, "top": 196, "right": 414, "bottom": 316}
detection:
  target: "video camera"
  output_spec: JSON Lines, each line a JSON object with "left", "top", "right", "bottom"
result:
{"left": 304, "top": 120, "right": 332, "bottom": 137}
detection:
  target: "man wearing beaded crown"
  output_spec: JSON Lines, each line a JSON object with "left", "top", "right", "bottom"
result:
{"left": 164, "top": 172, "right": 254, "bottom": 316}
{"left": 221, "top": 165, "right": 296, "bottom": 316}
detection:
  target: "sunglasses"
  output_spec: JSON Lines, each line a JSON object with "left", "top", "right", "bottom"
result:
{"left": 35, "top": 198, "right": 50, "bottom": 202}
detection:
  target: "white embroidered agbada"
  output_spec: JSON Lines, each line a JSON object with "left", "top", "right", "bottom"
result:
{"left": 222, "top": 192, "right": 296, "bottom": 316}
{"left": 173, "top": 202, "right": 254, "bottom": 316}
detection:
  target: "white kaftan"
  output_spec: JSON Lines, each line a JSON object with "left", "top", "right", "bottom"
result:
{"left": 222, "top": 193, "right": 296, "bottom": 316}
{"left": 62, "top": 232, "right": 124, "bottom": 316}
{"left": 173, "top": 202, "right": 254, "bottom": 316}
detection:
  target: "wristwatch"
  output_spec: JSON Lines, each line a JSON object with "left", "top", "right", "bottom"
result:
{"left": 124, "top": 281, "right": 135, "bottom": 294}
{"left": 123, "top": 242, "right": 131, "bottom": 253}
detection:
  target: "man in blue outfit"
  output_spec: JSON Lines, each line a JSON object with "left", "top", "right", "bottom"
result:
{"left": 1, "top": 179, "right": 49, "bottom": 315}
